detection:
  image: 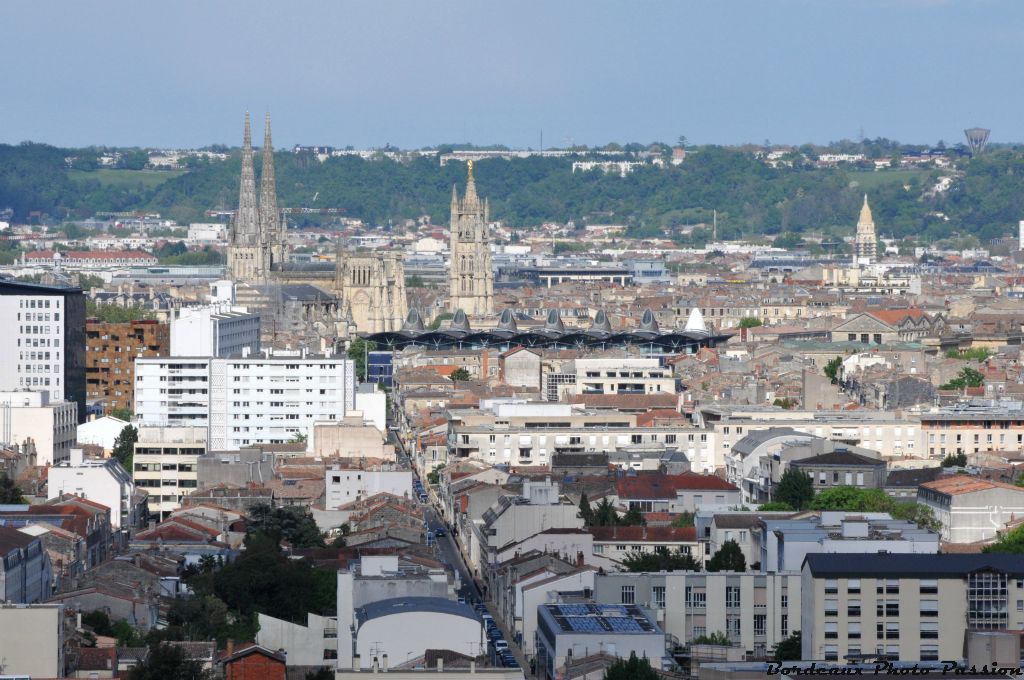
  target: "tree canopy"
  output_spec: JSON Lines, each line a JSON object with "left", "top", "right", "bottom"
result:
{"left": 6, "top": 142, "right": 1024, "bottom": 244}
{"left": 693, "top": 631, "right": 732, "bottom": 646}
{"left": 774, "top": 631, "right": 802, "bottom": 662}
{"left": 774, "top": 469, "right": 815, "bottom": 510}
{"left": 707, "top": 539, "right": 746, "bottom": 572}
{"left": 622, "top": 548, "right": 700, "bottom": 572}
{"left": 983, "top": 524, "right": 1024, "bottom": 554}
{"left": 347, "top": 338, "right": 377, "bottom": 381}
{"left": 449, "top": 367, "right": 471, "bottom": 382}
{"left": 603, "top": 652, "right": 660, "bottom": 680}
{"left": 809, "top": 486, "right": 941, "bottom": 532}
{"left": 128, "top": 643, "right": 212, "bottom": 680}
{"left": 246, "top": 503, "right": 325, "bottom": 548}
{"left": 940, "top": 367, "right": 984, "bottom": 391}
{"left": 0, "top": 475, "right": 25, "bottom": 504}
{"left": 112, "top": 424, "right": 138, "bottom": 471}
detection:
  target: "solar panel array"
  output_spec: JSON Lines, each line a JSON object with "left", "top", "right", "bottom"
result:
{"left": 605, "top": 617, "right": 643, "bottom": 632}
{"left": 549, "top": 604, "right": 656, "bottom": 634}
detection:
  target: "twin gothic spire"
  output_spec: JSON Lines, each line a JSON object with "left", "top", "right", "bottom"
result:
{"left": 234, "top": 111, "right": 280, "bottom": 245}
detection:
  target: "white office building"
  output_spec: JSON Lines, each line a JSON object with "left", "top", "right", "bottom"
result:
{"left": 0, "top": 390, "right": 77, "bottom": 466}
{"left": 170, "top": 305, "right": 260, "bottom": 358}
{"left": 134, "top": 351, "right": 356, "bottom": 450}
{"left": 132, "top": 426, "right": 206, "bottom": 518}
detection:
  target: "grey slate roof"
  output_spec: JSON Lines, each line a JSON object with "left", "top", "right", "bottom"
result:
{"left": 357, "top": 597, "right": 478, "bottom": 624}
{"left": 885, "top": 467, "right": 945, "bottom": 488}
{"left": 803, "top": 553, "right": 1024, "bottom": 578}
{"left": 791, "top": 450, "right": 886, "bottom": 467}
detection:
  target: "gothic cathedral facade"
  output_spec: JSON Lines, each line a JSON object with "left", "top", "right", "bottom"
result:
{"left": 226, "top": 113, "right": 407, "bottom": 334}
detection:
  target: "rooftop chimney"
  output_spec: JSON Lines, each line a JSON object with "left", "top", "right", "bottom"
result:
{"left": 353, "top": 654, "right": 360, "bottom": 671}
{"left": 226, "top": 639, "right": 234, "bottom": 657}
{"left": 437, "top": 657, "right": 443, "bottom": 672}
{"left": 382, "top": 653, "right": 388, "bottom": 671}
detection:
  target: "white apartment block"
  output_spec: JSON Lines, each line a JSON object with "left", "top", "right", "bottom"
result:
{"left": 325, "top": 466, "right": 413, "bottom": 509}
{"left": 49, "top": 448, "right": 137, "bottom": 531}
{"left": 698, "top": 405, "right": 920, "bottom": 471}
{"left": 449, "top": 401, "right": 717, "bottom": 473}
{"left": 593, "top": 570, "right": 802, "bottom": 660}
{"left": 0, "top": 390, "right": 77, "bottom": 466}
{"left": 802, "top": 554, "right": 1024, "bottom": 662}
{"left": 571, "top": 357, "right": 675, "bottom": 397}
{"left": 0, "top": 292, "right": 68, "bottom": 403}
{"left": 134, "top": 359, "right": 210, "bottom": 427}
{"left": 134, "top": 352, "right": 355, "bottom": 451}
{"left": 170, "top": 305, "right": 260, "bottom": 358}
{"left": 132, "top": 426, "right": 206, "bottom": 518}
{"left": 920, "top": 400, "right": 1024, "bottom": 457}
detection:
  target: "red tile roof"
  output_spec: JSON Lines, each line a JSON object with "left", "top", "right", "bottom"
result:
{"left": 616, "top": 472, "right": 738, "bottom": 499}
{"left": 589, "top": 525, "right": 697, "bottom": 542}
{"left": 867, "top": 308, "right": 925, "bottom": 325}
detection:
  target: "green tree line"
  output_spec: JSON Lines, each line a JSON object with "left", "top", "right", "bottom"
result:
{"left": 5, "top": 142, "right": 1024, "bottom": 242}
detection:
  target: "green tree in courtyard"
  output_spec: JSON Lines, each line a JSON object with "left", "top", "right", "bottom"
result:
{"left": 112, "top": 424, "right": 138, "bottom": 471}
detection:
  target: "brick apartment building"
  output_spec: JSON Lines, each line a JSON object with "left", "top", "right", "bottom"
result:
{"left": 85, "top": 319, "right": 169, "bottom": 415}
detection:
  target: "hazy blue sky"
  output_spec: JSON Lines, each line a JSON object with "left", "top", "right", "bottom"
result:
{"left": 1, "top": 0, "right": 1021, "bottom": 149}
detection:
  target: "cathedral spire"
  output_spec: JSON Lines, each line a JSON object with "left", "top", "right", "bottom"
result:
{"left": 234, "top": 111, "right": 259, "bottom": 243}
{"left": 259, "top": 112, "right": 280, "bottom": 243}
{"left": 462, "top": 159, "right": 479, "bottom": 208}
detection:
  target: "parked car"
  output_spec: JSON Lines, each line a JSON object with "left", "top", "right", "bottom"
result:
{"left": 434, "top": 528, "right": 446, "bottom": 537}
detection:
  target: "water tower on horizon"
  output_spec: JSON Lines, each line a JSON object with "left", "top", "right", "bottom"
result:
{"left": 964, "top": 127, "right": 990, "bottom": 155}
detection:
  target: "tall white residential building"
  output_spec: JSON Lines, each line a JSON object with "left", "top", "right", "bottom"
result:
{"left": 0, "top": 280, "right": 86, "bottom": 419}
{"left": 134, "top": 359, "right": 210, "bottom": 427}
{"left": 170, "top": 305, "right": 260, "bottom": 358}
{"left": 48, "top": 448, "right": 137, "bottom": 530}
{"left": 132, "top": 426, "right": 206, "bottom": 519}
{"left": 0, "top": 390, "right": 77, "bottom": 466}
{"left": 134, "top": 351, "right": 356, "bottom": 450}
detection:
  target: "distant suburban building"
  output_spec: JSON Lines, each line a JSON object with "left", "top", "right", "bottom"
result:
{"left": 24, "top": 249, "right": 158, "bottom": 268}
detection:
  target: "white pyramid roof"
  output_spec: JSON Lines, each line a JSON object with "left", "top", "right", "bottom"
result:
{"left": 684, "top": 307, "right": 708, "bottom": 334}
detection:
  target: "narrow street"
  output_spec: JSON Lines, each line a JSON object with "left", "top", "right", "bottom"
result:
{"left": 390, "top": 426, "right": 530, "bottom": 674}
